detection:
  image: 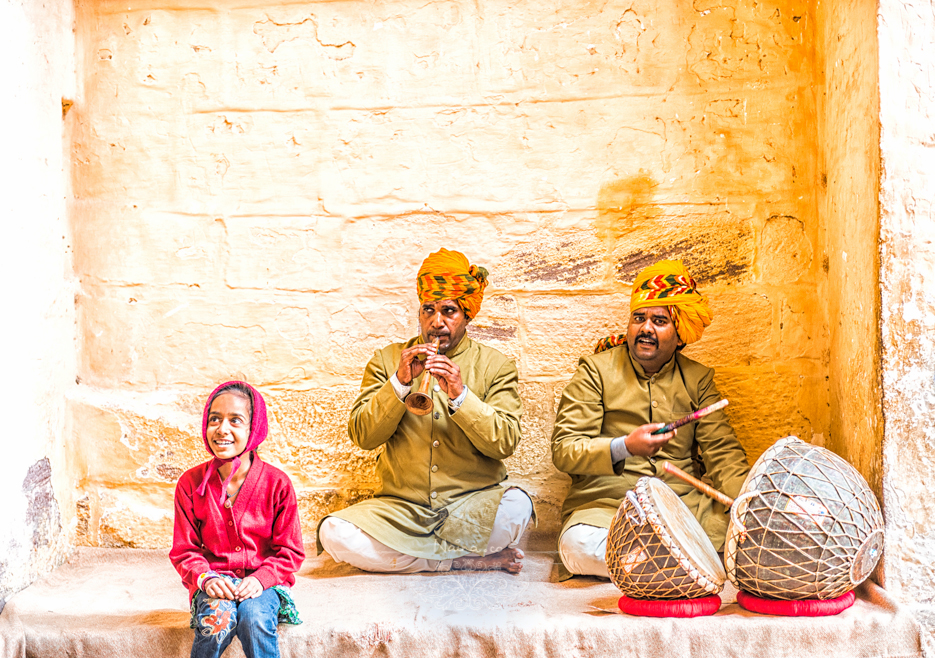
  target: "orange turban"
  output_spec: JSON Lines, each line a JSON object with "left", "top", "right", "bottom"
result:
{"left": 594, "top": 259, "right": 712, "bottom": 353}
{"left": 416, "top": 249, "right": 489, "bottom": 320}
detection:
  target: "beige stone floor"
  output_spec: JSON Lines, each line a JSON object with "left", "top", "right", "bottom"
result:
{"left": 0, "top": 546, "right": 922, "bottom": 658}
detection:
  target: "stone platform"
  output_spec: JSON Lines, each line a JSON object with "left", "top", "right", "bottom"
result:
{"left": 0, "top": 546, "right": 923, "bottom": 658}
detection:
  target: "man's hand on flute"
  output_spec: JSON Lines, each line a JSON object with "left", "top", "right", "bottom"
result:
{"left": 396, "top": 341, "right": 439, "bottom": 386}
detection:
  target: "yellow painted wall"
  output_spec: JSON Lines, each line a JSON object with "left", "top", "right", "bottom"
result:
{"left": 69, "top": 0, "right": 830, "bottom": 547}
{"left": 816, "top": 0, "right": 882, "bottom": 499}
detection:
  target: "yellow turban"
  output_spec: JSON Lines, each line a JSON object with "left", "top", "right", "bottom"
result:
{"left": 594, "top": 259, "right": 712, "bottom": 353}
{"left": 416, "top": 248, "right": 489, "bottom": 320}
{"left": 630, "top": 260, "right": 712, "bottom": 345}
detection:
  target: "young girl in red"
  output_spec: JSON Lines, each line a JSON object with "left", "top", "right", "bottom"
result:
{"left": 170, "top": 381, "right": 304, "bottom": 658}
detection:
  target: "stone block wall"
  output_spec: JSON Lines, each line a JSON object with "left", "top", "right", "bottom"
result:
{"left": 0, "top": 0, "right": 77, "bottom": 609}
{"left": 67, "top": 0, "right": 830, "bottom": 548}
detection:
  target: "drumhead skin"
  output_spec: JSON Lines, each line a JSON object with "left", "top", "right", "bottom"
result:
{"left": 646, "top": 478, "right": 726, "bottom": 585}
{"left": 606, "top": 477, "right": 725, "bottom": 599}
{"left": 724, "top": 437, "right": 884, "bottom": 600}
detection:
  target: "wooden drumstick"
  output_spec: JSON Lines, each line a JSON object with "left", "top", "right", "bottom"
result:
{"left": 405, "top": 338, "right": 440, "bottom": 416}
{"left": 662, "top": 461, "right": 735, "bottom": 508}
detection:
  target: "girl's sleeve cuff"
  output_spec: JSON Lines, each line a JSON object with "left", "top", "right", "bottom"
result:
{"left": 197, "top": 571, "right": 221, "bottom": 591}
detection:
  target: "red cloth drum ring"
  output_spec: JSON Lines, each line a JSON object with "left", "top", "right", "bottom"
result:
{"left": 618, "top": 594, "right": 722, "bottom": 617}
{"left": 736, "top": 589, "right": 856, "bottom": 616}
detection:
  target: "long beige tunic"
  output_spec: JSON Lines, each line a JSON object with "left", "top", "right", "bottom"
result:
{"left": 319, "top": 334, "right": 525, "bottom": 560}
{"left": 551, "top": 345, "right": 749, "bottom": 552}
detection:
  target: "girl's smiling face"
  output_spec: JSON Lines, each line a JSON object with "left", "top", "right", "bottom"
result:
{"left": 206, "top": 392, "right": 252, "bottom": 460}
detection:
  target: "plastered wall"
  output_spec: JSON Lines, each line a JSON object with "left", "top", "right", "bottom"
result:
{"left": 816, "top": 0, "right": 882, "bottom": 498}
{"left": 0, "top": 0, "right": 77, "bottom": 608}
{"left": 68, "top": 0, "right": 830, "bottom": 549}
{"left": 878, "top": 0, "right": 935, "bottom": 639}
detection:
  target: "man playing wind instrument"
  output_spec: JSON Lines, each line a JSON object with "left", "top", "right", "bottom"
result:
{"left": 317, "top": 249, "right": 534, "bottom": 573}
{"left": 551, "top": 259, "right": 749, "bottom": 578}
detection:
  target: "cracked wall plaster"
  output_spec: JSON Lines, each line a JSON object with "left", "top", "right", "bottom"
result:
{"left": 69, "top": 0, "right": 830, "bottom": 548}
{"left": 878, "top": 0, "right": 935, "bottom": 619}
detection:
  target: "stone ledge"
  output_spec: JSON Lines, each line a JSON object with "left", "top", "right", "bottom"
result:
{"left": 0, "top": 547, "right": 923, "bottom": 658}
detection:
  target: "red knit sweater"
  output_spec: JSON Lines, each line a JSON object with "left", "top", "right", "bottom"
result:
{"left": 170, "top": 453, "right": 305, "bottom": 601}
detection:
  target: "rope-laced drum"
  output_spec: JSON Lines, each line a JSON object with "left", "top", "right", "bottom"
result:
{"left": 606, "top": 476, "right": 725, "bottom": 599}
{"left": 724, "top": 436, "right": 884, "bottom": 600}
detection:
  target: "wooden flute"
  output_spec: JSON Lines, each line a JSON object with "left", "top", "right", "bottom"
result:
{"left": 405, "top": 338, "right": 440, "bottom": 416}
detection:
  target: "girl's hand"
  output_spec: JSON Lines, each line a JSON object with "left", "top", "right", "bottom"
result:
{"left": 234, "top": 576, "right": 263, "bottom": 601}
{"left": 203, "top": 577, "right": 237, "bottom": 600}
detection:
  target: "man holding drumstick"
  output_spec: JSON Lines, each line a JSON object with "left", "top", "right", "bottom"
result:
{"left": 551, "top": 259, "right": 749, "bottom": 579}
{"left": 317, "top": 248, "right": 533, "bottom": 573}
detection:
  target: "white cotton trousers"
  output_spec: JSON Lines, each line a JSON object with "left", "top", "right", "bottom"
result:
{"left": 558, "top": 523, "right": 610, "bottom": 578}
{"left": 318, "top": 488, "right": 533, "bottom": 573}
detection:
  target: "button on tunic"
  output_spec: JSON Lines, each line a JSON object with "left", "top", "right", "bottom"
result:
{"left": 318, "top": 335, "right": 526, "bottom": 560}
{"left": 551, "top": 345, "right": 749, "bottom": 551}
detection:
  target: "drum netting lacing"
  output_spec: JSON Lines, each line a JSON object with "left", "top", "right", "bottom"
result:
{"left": 607, "top": 478, "right": 723, "bottom": 600}
{"left": 725, "top": 437, "right": 884, "bottom": 600}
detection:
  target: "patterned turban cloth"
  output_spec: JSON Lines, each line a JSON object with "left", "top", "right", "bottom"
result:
{"left": 594, "top": 259, "right": 713, "bottom": 354}
{"left": 416, "top": 248, "right": 489, "bottom": 320}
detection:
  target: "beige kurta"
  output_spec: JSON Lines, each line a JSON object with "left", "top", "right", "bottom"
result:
{"left": 318, "top": 334, "right": 526, "bottom": 560}
{"left": 551, "top": 344, "right": 749, "bottom": 552}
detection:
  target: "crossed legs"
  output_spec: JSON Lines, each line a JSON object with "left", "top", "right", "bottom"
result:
{"left": 558, "top": 523, "right": 610, "bottom": 579}
{"left": 318, "top": 488, "right": 533, "bottom": 574}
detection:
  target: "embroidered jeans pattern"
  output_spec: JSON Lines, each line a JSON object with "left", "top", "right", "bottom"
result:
{"left": 191, "top": 584, "right": 281, "bottom": 658}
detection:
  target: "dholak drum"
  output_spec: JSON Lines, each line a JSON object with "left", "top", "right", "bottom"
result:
{"left": 606, "top": 476, "right": 725, "bottom": 599}
{"left": 724, "top": 436, "right": 884, "bottom": 600}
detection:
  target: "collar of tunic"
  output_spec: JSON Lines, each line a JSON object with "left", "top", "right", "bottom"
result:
{"left": 626, "top": 346, "right": 678, "bottom": 381}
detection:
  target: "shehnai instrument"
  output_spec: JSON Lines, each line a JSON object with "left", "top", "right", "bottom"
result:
{"left": 606, "top": 476, "right": 726, "bottom": 600}
{"left": 405, "top": 338, "right": 439, "bottom": 416}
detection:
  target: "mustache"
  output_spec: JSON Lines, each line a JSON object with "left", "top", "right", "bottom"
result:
{"left": 636, "top": 333, "right": 658, "bottom": 345}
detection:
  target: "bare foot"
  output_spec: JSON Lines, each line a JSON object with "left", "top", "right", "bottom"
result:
{"left": 451, "top": 547, "right": 524, "bottom": 574}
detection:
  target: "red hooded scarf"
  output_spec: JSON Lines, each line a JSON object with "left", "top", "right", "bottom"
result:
{"left": 196, "top": 381, "right": 269, "bottom": 506}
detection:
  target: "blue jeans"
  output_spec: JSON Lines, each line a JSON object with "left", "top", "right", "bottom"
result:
{"left": 191, "top": 587, "right": 281, "bottom": 658}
